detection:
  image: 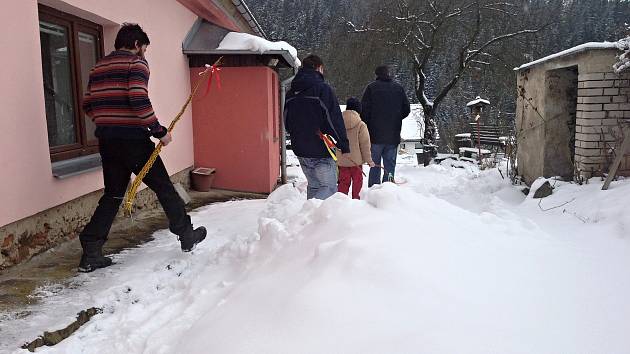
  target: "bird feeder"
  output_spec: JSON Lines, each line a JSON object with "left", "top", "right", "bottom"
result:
{"left": 466, "top": 96, "right": 490, "bottom": 164}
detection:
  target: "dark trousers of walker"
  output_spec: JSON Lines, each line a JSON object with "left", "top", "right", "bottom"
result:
{"left": 338, "top": 166, "right": 363, "bottom": 199}
{"left": 79, "top": 138, "right": 192, "bottom": 243}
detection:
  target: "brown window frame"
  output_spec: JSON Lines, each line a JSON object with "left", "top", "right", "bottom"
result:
{"left": 38, "top": 4, "right": 104, "bottom": 162}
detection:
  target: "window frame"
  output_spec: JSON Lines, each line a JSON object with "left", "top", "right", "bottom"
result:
{"left": 38, "top": 4, "right": 104, "bottom": 162}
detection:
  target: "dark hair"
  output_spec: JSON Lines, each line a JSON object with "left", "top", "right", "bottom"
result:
{"left": 115, "top": 23, "right": 150, "bottom": 50}
{"left": 302, "top": 54, "right": 324, "bottom": 70}
{"left": 346, "top": 97, "right": 361, "bottom": 114}
{"left": 375, "top": 65, "right": 390, "bottom": 79}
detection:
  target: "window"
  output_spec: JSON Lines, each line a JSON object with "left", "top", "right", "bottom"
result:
{"left": 38, "top": 5, "right": 103, "bottom": 162}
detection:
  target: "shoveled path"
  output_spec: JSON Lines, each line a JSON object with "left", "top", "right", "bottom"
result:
{"left": 0, "top": 189, "right": 265, "bottom": 314}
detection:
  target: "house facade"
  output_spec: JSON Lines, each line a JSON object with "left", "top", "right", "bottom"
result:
{"left": 0, "top": 0, "right": 296, "bottom": 269}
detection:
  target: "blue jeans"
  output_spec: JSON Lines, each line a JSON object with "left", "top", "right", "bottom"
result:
{"left": 368, "top": 144, "right": 398, "bottom": 187}
{"left": 298, "top": 157, "right": 338, "bottom": 200}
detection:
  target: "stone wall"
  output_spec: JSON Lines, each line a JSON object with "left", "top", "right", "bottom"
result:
{"left": 516, "top": 48, "right": 624, "bottom": 185}
{"left": 575, "top": 72, "right": 630, "bottom": 179}
{"left": 0, "top": 167, "right": 192, "bottom": 270}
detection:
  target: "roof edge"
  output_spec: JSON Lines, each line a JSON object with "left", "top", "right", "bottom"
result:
{"left": 231, "top": 0, "right": 267, "bottom": 39}
{"left": 183, "top": 49, "right": 297, "bottom": 69}
{"left": 515, "top": 42, "right": 619, "bottom": 71}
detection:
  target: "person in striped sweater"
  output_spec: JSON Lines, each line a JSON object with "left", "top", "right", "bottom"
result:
{"left": 78, "top": 23, "right": 206, "bottom": 273}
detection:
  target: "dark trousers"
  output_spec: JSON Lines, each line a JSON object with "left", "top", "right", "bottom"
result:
{"left": 338, "top": 166, "right": 363, "bottom": 199}
{"left": 79, "top": 139, "right": 191, "bottom": 243}
{"left": 368, "top": 143, "right": 398, "bottom": 187}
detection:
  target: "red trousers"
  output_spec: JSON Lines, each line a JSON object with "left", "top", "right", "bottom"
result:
{"left": 338, "top": 166, "right": 363, "bottom": 199}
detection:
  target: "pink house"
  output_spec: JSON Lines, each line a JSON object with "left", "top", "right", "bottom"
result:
{"left": 0, "top": 0, "right": 297, "bottom": 269}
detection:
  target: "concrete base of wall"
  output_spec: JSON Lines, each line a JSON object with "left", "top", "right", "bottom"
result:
{"left": 0, "top": 167, "right": 192, "bottom": 270}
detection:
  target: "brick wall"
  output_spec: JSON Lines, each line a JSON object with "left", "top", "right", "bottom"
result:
{"left": 575, "top": 72, "right": 630, "bottom": 179}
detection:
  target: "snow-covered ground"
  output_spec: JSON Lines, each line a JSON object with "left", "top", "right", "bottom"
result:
{"left": 2, "top": 152, "right": 630, "bottom": 353}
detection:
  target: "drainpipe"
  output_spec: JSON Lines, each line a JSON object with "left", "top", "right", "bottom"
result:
{"left": 280, "top": 71, "right": 296, "bottom": 184}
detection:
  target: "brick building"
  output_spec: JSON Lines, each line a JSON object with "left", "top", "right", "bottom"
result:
{"left": 515, "top": 42, "right": 629, "bottom": 184}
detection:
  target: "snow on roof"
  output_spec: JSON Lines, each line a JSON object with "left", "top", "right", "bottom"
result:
{"left": 217, "top": 32, "right": 300, "bottom": 67}
{"left": 466, "top": 96, "right": 490, "bottom": 107}
{"left": 401, "top": 104, "right": 424, "bottom": 140}
{"left": 515, "top": 42, "right": 618, "bottom": 71}
{"left": 455, "top": 133, "right": 471, "bottom": 138}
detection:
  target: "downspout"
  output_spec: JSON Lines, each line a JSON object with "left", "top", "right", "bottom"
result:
{"left": 280, "top": 69, "right": 297, "bottom": 184}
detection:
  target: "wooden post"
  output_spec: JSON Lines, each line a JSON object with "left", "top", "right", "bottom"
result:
{"left": 602, "top": 125, "right": 630, "bottom": 190}
{"left": 476, "top": 114, "right": 482, "bottom": 165}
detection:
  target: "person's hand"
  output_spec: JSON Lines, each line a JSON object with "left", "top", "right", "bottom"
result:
{"left": 160, "top": 132, "right": 172, "bottom": 146}
{"left": 368, "top": 161, "right": 376, "bottom": 168}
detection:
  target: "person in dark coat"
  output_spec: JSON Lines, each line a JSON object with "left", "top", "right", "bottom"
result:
{"left": 285, "top": 54, "right": 350, "bottom": 199}
{"left": 361, "top": 65, "right": 411, "bottom": 186}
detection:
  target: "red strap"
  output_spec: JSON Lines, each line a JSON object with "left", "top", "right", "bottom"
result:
{"left": 203, "top": 65, "right": 222, "bottom": 97}
{"left": 318, "top": 132, "right": 336, "bottom": 149}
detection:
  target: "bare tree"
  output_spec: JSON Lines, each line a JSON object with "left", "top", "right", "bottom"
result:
{"left": 348, "top": 0, "right": 545, "bottom": 147}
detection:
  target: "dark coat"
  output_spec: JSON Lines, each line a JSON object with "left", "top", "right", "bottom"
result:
{"left": 361, "top": 78, "right": 411, "bottom": 144}
{"left": 285, "top": 68, "right": 350, "bottom": 157}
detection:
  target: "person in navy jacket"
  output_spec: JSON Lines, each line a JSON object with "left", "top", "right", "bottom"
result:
{"left": 285, "top": 54, "right": 349, "bottom": 199}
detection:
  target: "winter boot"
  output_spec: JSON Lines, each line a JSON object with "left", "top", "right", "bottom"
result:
{"left": 78, "top": 240, "right": 113, "bottom": 273}
{"left": 180, "top": 226, "right": 207, "bottom": 252}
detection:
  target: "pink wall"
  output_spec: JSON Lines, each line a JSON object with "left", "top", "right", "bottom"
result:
{"left": 191, "top": 66, "right": 281, "bottom": 193}
{"left": 0, "top": 0, "right": 198, "bottom": 227}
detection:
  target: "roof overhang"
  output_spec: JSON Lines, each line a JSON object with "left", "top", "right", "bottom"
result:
{"left": 182, "top": 19, "right": 297, "bottom": 69}
{"left": 177, "top": 0, "right": 265, "bottom": 38}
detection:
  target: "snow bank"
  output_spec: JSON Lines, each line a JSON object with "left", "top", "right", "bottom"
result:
{"left": 217, "top": 32, "right": 300, "bottom": 67}
{"left": 175, "top": 169, "right": 630, "bottom": 354}
{"left": 4, "top": 162, "right": 630, "bottom": 353}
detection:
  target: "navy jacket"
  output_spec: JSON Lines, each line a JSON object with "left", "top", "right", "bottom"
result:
{"left": 361, "top": 78, "right": 411, "bottom": 144}
{"left": 285, "top": 68, "right": 350, "bottom": 158}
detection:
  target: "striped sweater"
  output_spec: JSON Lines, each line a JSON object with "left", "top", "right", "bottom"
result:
{"left": 82, "top": 50, "right": 166, "bottom": 139}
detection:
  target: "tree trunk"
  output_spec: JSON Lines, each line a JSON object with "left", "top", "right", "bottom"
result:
{"left": 423, "top": 110, "right": 437, "bottom": 145}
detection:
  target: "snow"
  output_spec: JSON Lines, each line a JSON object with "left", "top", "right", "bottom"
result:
{"left": 614, "top": 36, "right": 630, "bottom": 73}
{"left": 217, "top": 32, "right": 300, "bottom": 67}
{"left": 459, "top": 147, "right": 492, "bottom": 154}
{"left": 455, "top": 133, "right": 472, "bottom": 138}
{"left": 515, "top": 42, "right": 618, "bottom": 71}
{"left": 3, "top": 156, "right": 630, "bottom": 353}
{"left": 466, "top": 96, "right": 490, "bottom": 107}
{"left": 401, "top": 104, "right": 424, "bottom": 140}
{"left": 422, "top": 91, "right": 434, "bottom": 108}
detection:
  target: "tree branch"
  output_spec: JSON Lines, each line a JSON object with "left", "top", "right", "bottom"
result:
{"left": 433, "top": 2, "right": 481, "bottom": 107}
{"left": 466, "top": 26, "right": 548, "bottom": 62}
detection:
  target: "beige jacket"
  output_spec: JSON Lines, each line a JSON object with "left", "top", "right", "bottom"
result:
{"left": 336, "top": 110, "right": 374, "bottom": 167}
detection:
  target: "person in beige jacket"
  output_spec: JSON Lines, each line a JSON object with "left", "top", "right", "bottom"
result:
{"left": 337, "top": 98, "right": 375, "bottom": 199}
